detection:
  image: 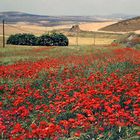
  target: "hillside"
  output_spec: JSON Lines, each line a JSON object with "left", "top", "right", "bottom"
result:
{"left": 100, "top": 16, "right": 140, "bottom": 32}
{"left": 0, "top": 11, "right": 112, "bottom": 27}
{"left": 0, "top": 11, "right": 133, "bottom": 27}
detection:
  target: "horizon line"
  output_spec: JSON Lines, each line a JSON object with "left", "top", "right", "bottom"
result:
{"left": 0, "top": 10, "right": 139, "bottom": 17}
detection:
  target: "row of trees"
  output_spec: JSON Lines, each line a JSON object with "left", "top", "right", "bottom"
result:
{"left": 7, "top": 33, "right": 69, "bottom": 46}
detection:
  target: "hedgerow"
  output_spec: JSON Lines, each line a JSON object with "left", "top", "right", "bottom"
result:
{"left": 7, "top": 33, "right": 69, "bottom": 46}
{"left": 7, "top": 33, "right": 37, "bottom": 46}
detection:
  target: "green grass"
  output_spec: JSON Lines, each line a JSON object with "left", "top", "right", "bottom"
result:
{"left": 0, "top": 44, "right": 122, "bottom": 65}
{"left": 0, "top": 46, "right": 40, "bottom": 65}
{"left": 135, "top": 45, "right": 140, "bottom": 49}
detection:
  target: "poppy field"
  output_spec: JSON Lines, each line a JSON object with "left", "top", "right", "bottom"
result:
{"left": 0, "top": 45, "right": 140, "bottom": 140}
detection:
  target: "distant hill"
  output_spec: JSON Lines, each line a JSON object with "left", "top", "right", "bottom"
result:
{"left": 0, "top": 11, "right": 134, "bottom": 27}
{"left": 100, "top": 16, "right": 140, "bottom": 32}
{"left": 0, "top": 11, "right": 110, "bottom": 27}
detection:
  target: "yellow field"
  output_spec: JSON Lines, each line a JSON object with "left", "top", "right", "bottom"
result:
{"left": 0, "top": 21, "right": 117, "bottom": 36}
{"left": 69, "top": 37, "right": 114, "bottom": 46}
{"left": 0, "top": 23, "right": 71, "bottom": 36}
{"left": 79, "top": 21, "right": 117, "bottom": 31}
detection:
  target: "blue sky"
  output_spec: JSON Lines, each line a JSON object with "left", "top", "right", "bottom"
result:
{"left": 0, "top": 0, "right": 139, "bottom": 16}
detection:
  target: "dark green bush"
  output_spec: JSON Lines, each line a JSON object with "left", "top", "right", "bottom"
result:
{"left": 7, "top": 33, "right": 37, "bottom": 46}
{"left": 7, "top": 33, "right": 69, "bottom": 46}
{"left": 50, "top": 33, "right": 69, "bottom": 46}
{"left": 36, "top": 34, "right": 53, "bottom": 46}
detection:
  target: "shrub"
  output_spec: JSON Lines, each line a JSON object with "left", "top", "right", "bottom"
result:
{"left": 7, "top": 33, "right": 37, "bottom": 46}
{"left": 113, "top": 32, "right": 140, "bottom": 47}
{"left": 114, "top": 33, "right": 135, "bottom": 44}
{"left": 36, "top": 34, "right": 53, "bottom": 46}
{"left": 131, "top": 37, "right": 140, "bottom": 44}
{"left": 50, "top": 33, "right": 69, "bottom": 46}
{"left": 7, "top": 33, "right": 69, "bottom": 46}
